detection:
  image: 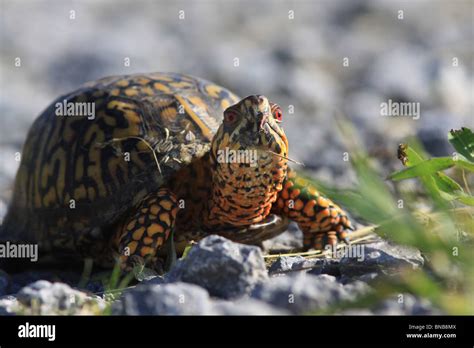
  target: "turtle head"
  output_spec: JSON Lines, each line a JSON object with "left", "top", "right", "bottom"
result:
{"left": 211, "top": 95, "right": 289, "bottom": 165}
{"left": 207, "top": 95, "right": 289, "bottom": 228}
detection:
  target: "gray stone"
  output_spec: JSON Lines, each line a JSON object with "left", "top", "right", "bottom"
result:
{"left": 166, "top": 235, "right": 268, "bottom": 299}
{"left": 138, "top": 275, "right": 166, "bottom": 287}
{"left": 374, "top": 293, "right": 443, "bottom": 315}
{"left": 113, "top": 282, "right": 214, "bottom": 315}
{"left": 16, "top": 280, "right": 106, "bottom": 315}
{"left": 340, "top": 272, "right": 379, "bottom": 285}
{"left": 337, "top": 309, "right": 373, "bottom": 315}
{"left": 304, "top": 258, "right": 341, "bottom": 277}
{"left": 339, "top": 241, "right": 424, "bottom": 277}
{"left": 269, "top": 256, "right": 340, "bottom": 277}
{"left": 251, "top": 273, "right": 370, "bottom": 314}
{"left": 212, "top": 298, "right": 290, "bottom": 315}
{"left": 262, "top": 223, "right": 303, "bottom": 252}
{"left": 0, "top": 295, "right": 18, "bottom": 315}
{"left": 268, "top": 256, "right": 307, "bottom": 274}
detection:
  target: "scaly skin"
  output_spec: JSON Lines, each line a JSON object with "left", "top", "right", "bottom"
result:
{"left": 273, "top": 168, "right": 352, "bottom": 250}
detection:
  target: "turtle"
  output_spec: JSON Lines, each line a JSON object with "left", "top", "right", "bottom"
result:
{"left": 0, "top": 72, "right": 353, "bottom": 273}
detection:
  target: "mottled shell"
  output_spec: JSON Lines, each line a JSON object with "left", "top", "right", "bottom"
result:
{"left": 2, "top": 73, "right": 239, "bottom": 247}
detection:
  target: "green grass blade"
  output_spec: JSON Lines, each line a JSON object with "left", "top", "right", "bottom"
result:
{"left": 448, "top": 127, "right": 474, "bottom": 162}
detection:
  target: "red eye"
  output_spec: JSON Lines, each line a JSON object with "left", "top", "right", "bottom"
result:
{"left": 224, "top": 110, "right": 238, "bottom": 123}
{"left": 271, "top": 103, "right": 283, "bottom": 122}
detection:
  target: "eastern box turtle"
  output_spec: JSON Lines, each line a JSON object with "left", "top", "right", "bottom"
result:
{"left": 0, "top": 72, "right": 353, "bottom": 272}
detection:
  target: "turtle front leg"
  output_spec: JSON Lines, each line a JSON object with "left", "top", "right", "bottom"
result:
{"left": 272, "top": 168, "right": 353, "bottom": 250}
{"left": 112, "top": 188, "right": 178, "bottom": 273}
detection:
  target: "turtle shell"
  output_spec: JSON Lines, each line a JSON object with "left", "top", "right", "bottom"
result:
{"left": 1, "top": 72, "right": 240, "bottom": 253}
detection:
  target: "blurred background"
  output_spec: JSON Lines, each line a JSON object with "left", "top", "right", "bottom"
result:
{"left": 0, "top": 0, "right": 473, "bottom": 203}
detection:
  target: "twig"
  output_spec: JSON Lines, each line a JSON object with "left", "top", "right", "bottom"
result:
{"left": 263, "top": 225, "right": 378, "bottom": 259}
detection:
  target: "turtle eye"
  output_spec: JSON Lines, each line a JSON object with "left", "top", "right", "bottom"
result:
{"left": 224, "top": 110, "right": 238, "bottom": 124}
{"left": 271, "top": 103, "right": 283, "bottom": 123}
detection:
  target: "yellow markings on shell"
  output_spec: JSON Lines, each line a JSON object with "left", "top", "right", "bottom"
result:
{"left": 153, "top": 82, "right": 172, "bottom": 93}
{"left": 116, "top": 79, "right": 130, "bottom": 87}
{"left": 42, "top": 186, "right": 56, "bottom": 207}
{"left": 83, "top": 127, "right": 107, "bottom": 197}
{"left": 110, "top": 89, "right": 121, "bottom": 96}
{"left": 160, "top": 107, "right": 178, "bottom": 122}
{"left": 205, "top": 84, "right": 223, "bottom": 98}
{"left": 40, "top": 163, "right": 51, "bottom": 189}
{"left": 155, "top": 97, "right": 174, "bottom": 108}
{"left": 175, "top": 95, "right": 213, "bottom": 141}
{"left": 33, "top": 164, "right": 42, "bottom": 207}
{"left": 141, "top": 86, "right": 155, "bottom": 96}
{"left": 132, "top": 140, "right": 150, "bottom": 153}
{"left": 46, "top": 120, "right": 62, "bottom": 153}
{"left": 123, "top": 109, "right": 142, "bottom": 126}
{"left": 221, "top": 99, "right": 232, "bottom": 110}
{"left": 50, "top": 147, "right": 67, "bottom": 201}
{"left": 84, "top": 124, "right": 101, "bottom": 145}
{"left": 136, "top": 77, "right": 151, "bottom": 85}
{"left": 148, "top": 73, "right": 174, "bottom": 82}
{"left": 73, "top": 184, "right": 87, "bottom": 200}
{"left": 124, "top": 88, "right": 139, "bottom": 97}
{"left": 107, "top": 155, "right": 126, "bottom": 188}
{"left": 105, "top": 100, "right": 142, "bottom": 124}
{"left": 106, "top": 100, "right": 141, "bottom": 138}
{"left": 171, "top": 81, "right": 193, "bottom": 89}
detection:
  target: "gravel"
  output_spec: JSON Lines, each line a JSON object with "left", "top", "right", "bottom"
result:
{"left": 251, "top": 273, "right": 371, "bottom": 314}
{"left": 338, "top": 241, "right": 424, "bottom": 277}
{"left": 165, "top": 235, "right": 268, "bottom": 299}
{"left": 12, "top": 280, "right": 106, "bottom": 315}
{"left": 113, "top": 282, "right": 214, "bottom": 315}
